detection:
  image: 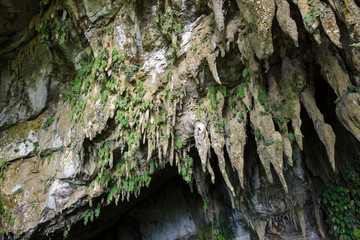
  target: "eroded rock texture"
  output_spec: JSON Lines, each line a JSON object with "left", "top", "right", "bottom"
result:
{"left": 0, "top": 0, "right": 360, "bottom": 239}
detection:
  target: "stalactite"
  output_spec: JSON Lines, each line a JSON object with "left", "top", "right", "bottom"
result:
{"left": 315, "top": 39, "right": 350, "bottom": 97}
{"left": 194, "top": 122, "right": 211, "bottom": 173}
{"left": 297, "top": 208, "right": 307, "bottom": 239}
{"left": 336, "top": 93, "right": 360, "bottom": 142}
{"left": 300, "top": 86, "right": 336, "bottom": 171}
{"left": 275, "top": 0, "right": 299, "bottom": 47}
{"left": 2, "top": 0, "right": 360, "bottom": 237}
{"left": 210, "top": 0, "right": 225, "bottom": 32}
{"left": 206, "top": 50, "right": 221, "bottom": 85}
{"left": 297, "top": 0, "right": 322, "bottom": 44}
{"left": 224, "top": 96, "right": 247, "bottom": 189}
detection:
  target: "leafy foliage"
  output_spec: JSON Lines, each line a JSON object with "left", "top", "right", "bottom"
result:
{"left": 40, "top": 18, "right": 69, "bottom": 45}
{"left": 156, "top": 6, "right": 182, "bottom": 58}
{"left": 180, "top": 155, "right": 193, "bottom": 183}
{"left": 322, "top": 164, "right": 360, "bottom": 240}
{"left": 0, "top": 162, "right": 16, "bottom": 233}
{"left": 304, "top": 0, "right": 320, "bottom": 25}
{"left": 0, "top": 161, "right": 7, "bottom": 180}
{"left": 287, "top": 133, "right": 295, "bottom": 141}
{"left": 214, "top": 213, "right": 234, "bottom": 240}
{"left": 156, "top": 7, "right": 181, "bottom": 38}
{"left": 348, "top": 85, "right": 360, "bottom": 95}
{"left": 258, "top": 90, "right": 270, "bottom": 112}
{"left": 207, "top": 86, "right": 227, "bottom": 107}
{"left": 83, "top": 205, "right": 101, "bottom": 226}
{"left": 29, "top": 1, "right": 71, "bottom": 46}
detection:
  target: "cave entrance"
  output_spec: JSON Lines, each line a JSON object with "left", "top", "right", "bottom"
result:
{"left": 47, "top": 161, "right": 249, "bottom": 240}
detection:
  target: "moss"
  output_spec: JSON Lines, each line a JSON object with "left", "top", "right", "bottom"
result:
{"left": 142, "top": 32, "right": 160, "bottom": 52}
{"left": 196, "top": 222, "right": 212, "bottom": 240}
{"left": 7, "top": 38, "right": 44, "bottom": 74}
{"left": 0, "top": 113, "right": 46, "bottom": 148}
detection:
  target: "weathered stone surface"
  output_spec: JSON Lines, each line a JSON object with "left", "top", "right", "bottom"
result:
{"left": 336, "top": 93, "right": 360, "bottom": 142}
{"left": 0, "top": 0, "right": 360, "bottom": 239}
{"left": 276, "top": 0, "right": 299, "bottom": 47}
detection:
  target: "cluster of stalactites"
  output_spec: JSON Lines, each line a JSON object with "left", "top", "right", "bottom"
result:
{"left": 95, "top": 0, "right": 359, "bottom": 223}
{"left": 190, "top": 0, "right": 360, "bottom": 197}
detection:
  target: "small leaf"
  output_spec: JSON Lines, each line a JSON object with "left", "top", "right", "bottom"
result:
{"left": 242, "top": 68, "right": 249, "bottom": 78}
{"left": 176, "top": 138, "right": 182, "bottom": 149}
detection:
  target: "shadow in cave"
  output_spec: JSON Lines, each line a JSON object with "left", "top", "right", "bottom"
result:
{"left": 300, "top": 63, "right": 360, "bottom": 187}
{"left": 42, "top": 147, "right": 251, "bottom": 240}
{"left": 62, "top": 164, "right": 182, "bottom": 240}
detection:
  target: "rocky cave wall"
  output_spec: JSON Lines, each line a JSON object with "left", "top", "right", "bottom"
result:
{"left": 0, "top": 0, "right": 360, "bottom": 239}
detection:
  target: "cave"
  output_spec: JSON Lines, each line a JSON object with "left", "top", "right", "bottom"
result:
{"left": 1, "top": 0, "right": 360, "bottom": 239}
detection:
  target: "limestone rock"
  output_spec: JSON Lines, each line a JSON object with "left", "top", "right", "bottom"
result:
{"left": 300, "top": 86, "right": 336, "bottom": 171}
{"left": 336, "top": 93, "right": 360, "bottom": 142}
{"left": 276, "top": 0, "right": 299, "bottom": 47}
{"left": 0, "top": 0, "right": 359, "bottom": 238}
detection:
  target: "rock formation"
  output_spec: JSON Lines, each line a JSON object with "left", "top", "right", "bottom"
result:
{"left": 0, "top": 0, "right": 360, "bottom": 239}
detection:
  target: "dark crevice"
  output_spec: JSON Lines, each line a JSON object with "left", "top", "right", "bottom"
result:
{"left": 313, "top": 68, "right": 360, "bottom": 173}
{"left": 92, "top": 117, "right": 118, "bottom": 143}
{"left": 39, "top": 164, "right": 180, "bottom": 240}
{"left": 300, "top": 104, "right": 332, "bottom": 184}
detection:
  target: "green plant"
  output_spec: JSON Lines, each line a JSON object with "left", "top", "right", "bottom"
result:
{"left": 63, "top": 221, "right": 71, "bottom": 238}
{"left": 304, "top": 13, "right": 314, "bottom": 25}
{"left": 0, "top": 161, "right": 7, "bottom": 180}
{"left": 166, "top": 55, "right": 174, "bottom": 61}
{"left": 0, "top": 208, "right": 15, "bottom": 230}
{"left": 156, "top": 6, "right": 182, "bottom": 58}
{"left": 46, "top": 117, "right": 54, "bottom": 125}
{"left": 214, "top": 213, "right": 234, "bottom": 240}
{"left": 196, "top": 222, "right": 213, "bottom": 240}
{"left": 39, "top": 179, "right": 47, "bottom": 186}
{"left": 106, "top": 26, "right": 114, "bottom": 35}
{"left": 350, "top": 42, "right": 360, "bottom": 47}
{"left": 254, "top": 129, "right": 261, "bottom": 139}
{"left": 207, "top": 86, "right": 227, "bottom": 107}
{"left": 47, "top": 155, "right": 52, "bottom": 164}
{"left": 83, "top": 204, "right": 101, "bottom": 226}
{"left": 304, "top": 0, "right": 320, "bottom": 25}
{"left": 348, "top": 85, "right": 360, "bottom": 94}
{"left": 203, "top": 196, "right": 209, "bottom": 212}
{"left": 169, "top": 43, "right": 179, "bottom": 53}
{"left": 235, "top": 69, "right": 251, "bottom": 100}
{"left": 200, "top": 20, "right": 216, "bottom": 44}
{"left": 191, "top": 45, "right": 197, "bottom": 51}
{"left": 36, "top": 3, "right": 70, "bottom": 46}
{"left": 237, "top": 112, "right": 248, "bottom": 123}
{"left": 33, "top": 142, "right": 40, "bottom": 153}
{"left": 322, "top": 166, "right": 360, "bottom": 240}
{"left": 258, "top": 90, "right": 270, "bottom": 112}
{"left": 287, "top": 133, "right": 295, "bottom": 141}
{"left": 105, "top": 161, "right": 152, "bottom": 203}
{"left": 10, "top": 187, "right": 23, "bottom": 199}
{"left": 0, "top": 171, "right": 16, "bottom": 234}
{"left": 180, "top": 155, "right": 193, "bottom": 183}
{"left": 212, "top": 115, "right": 227, "bottom": 133}
{"left": 176, "top": 138, "right": 183, "bottom": 149}
{"left": 237, "top": 83, "right": 248, "bottom": 98}
{"left": 156, "top": 7, "right": 181, "bottom": 37}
